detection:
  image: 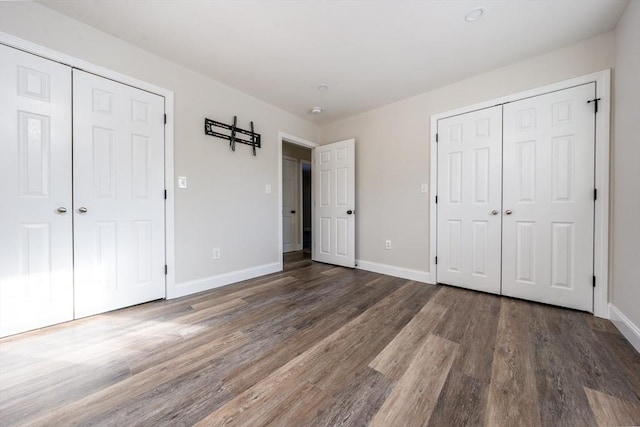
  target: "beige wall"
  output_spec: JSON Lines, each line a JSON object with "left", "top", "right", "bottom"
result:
{"left": 611, "top": 1, "right": 640, "bottom": 331}
{"left": 0, "top": 2, "right": 321, "bottom": 291}
{"left": 322, "top": 32, "right": 614, "bottom": 274}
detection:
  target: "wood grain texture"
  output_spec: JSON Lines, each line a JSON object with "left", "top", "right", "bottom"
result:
{"left": 485, "top": 299, "right": 542, "bottom": 427}
{"left": 370, "top": 334, "right": 459, "bottom": 427}
{"left": 369, "top": 297, "right": 448, "bottom": 380}
{"left": 584, "top": 387, "right": 640, "bottom": 426}
{"left": 1, "top": 251, "right": 639, "bottom": 426}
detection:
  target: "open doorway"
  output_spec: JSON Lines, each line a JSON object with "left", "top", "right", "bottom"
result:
{"left": 282, "top": 141, "right": 312, "bottom": 259}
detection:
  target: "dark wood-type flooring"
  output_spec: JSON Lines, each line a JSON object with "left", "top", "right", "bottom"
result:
{"left": 1, "top": 252, "right": 639, "bottom": 426}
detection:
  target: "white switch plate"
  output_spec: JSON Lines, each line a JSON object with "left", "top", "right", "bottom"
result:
{"left": 178, "top": 176, "right": 188, "bottom": 189}
{"left": 212, "top": 248, "right": 221, "bottom": 260}
{"left": 265, "top": 184, "right": 272, "bottom": 194}
{"left": 421, "top": 183, "right": 428, "bottom": 194}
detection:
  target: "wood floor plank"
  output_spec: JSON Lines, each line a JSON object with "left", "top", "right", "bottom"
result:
{"left": 1, "top": 253, "right": 639, "bottom": 427}
{"left": 427, "top": 371, "right": 488, "bottom": 427}
{"left": 430, "top": 286, "right": 478, "bottom": 343}
{"left": 584, "top": 387, "right": 640, "bottom": 427}
{"left": 592, "top": 329, "right": 640, "bottom": 400}
{"left": 485, "top": 299, "right": 542, "bottom": 427}
{"left": 195, "top": 281, "right": 427, "bottom": 425}
{"left": 528, "top": 304, "right": 597, "bottom": 426}
{"left": 312, "top": 367, "right": 395, "bottom": 427}
{"left": 222, "top": 306, "right": 359, "bottom": 394}
{"left": 541, "top": 305, "right": 640, "bottom": 404}
{"left": 21, "top": 331, "right": 248, "bottom": 426}
{"left": 370, "top": 334, "right": 459, "bottom": 427}
{"left": 369, "top": 296, "right": 448, "bottom": 380}
{"left": 453, "top": 293, "right": 501, "bottom": 383}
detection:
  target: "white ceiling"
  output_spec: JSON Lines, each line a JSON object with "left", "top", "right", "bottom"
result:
{"left": 38, "top": 0, "right": 628, "bottom": 124}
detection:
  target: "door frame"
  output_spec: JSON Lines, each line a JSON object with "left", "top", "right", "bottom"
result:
{"left": 429, "top": 69, "right": 611, "bottom": 318}
{"left": 282, "top": 154, "right": 301, "bottom": 253}
{"left": 0, "top": 32, "right": 176, "bottom": 298}
{"left": 277, "top": 132, "right": 318, "bottom": 270}
{"left": 300, "top": 159, "right": 312, "bottom": 252}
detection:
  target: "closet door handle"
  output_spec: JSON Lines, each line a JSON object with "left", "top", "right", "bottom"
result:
{"left": 490, "top": 210, "right": 499, "bottom": 215}
{"left": 56, "top": 207, "right": 67, "bottom": 214}
{"left": 78, "top": 207, "right": 88, "bottom": 214}
{"left": 505, "top": 210, "right": 513, "bottom": 215}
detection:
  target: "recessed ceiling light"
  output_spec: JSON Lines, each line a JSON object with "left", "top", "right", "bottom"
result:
{"left": 465, "top": 7, "right": 485, "bottom": 22}
{"left": 311, "top": 107, "right": 323, "bottom": 114}
{"left": 318, "top": 83, "right": 329, "bottom": 91}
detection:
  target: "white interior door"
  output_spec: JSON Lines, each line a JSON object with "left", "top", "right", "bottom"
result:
{"left": 0, "top": 45, "right": 74, "bottom": 337}
{"left": 73, "top": 69, "right": 166, "bottom": 318}
{"left": 436, "top": 106, "right": 503, "bottom": 294}
{"left": 313, "top": 139, "right": 355, "bottom": 267}
{"left": 282, "top": 156, "right": 298, "bottom": 253}
{"left": 502, "top": 83, "right": 595, "bottom": 311}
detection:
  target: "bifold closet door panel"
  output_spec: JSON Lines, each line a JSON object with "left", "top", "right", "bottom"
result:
{"left": 502, "top": 83, "right": 595, "bottom": 312}
{"left": 72, "top": 69, "right": 166, "bottom": 319}
{"left": 0, "top": 45, "right": 74, "bottom": 337}
{"left": 436, "top": 105, "right": 502, "bottom": 294}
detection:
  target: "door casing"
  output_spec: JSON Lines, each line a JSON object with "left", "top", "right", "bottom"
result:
{"left": 277, "top": 132, "right": 319, "bottom": 269}
{"left": 430, "top": 70, "right": 611, "bottom": 318}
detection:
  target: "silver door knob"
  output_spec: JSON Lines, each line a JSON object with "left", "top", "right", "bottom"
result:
{"left": 57, "top": 207, "right": 67, "bottom": 214}
{"left": 78, "top": 207, "right": 88, "bottom": 213}
{"left": 505, "top": 210, "right": 513, "bottom": 215}
{"left": 490, "top": 210, "right": 499, "bottom": 215}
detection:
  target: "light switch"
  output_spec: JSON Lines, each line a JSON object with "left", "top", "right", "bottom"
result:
{"left": 178, "top": 176, "right": 188, "bottom": 189}
{"left": 421, "top": 183, "right": 428, "bottom": 194}
{"left": 265, "top": 184, "right": 272, "bottom": 194}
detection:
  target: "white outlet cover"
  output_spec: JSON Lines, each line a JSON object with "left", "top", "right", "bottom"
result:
{"left": 178, "top": 176, "right": 188, "bottom": 189}
{"left": 265, "top": 184, "right": 272, "bottom": 194}
{"left": 421, "top": 183, "right": 428, "bottom": 194}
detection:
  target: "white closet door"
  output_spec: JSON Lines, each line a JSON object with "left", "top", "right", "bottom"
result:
{"left": 0, "top": 45, "right": 73, "bottom": 337}
{"left": 502, "top": 83, "right": 595, "bottom": 312}
{"left": 313, "top": 139, "right": 355, "bottom": 267}
{"left": 282, "top": 157, "right": 298, "bottom": 253}
{"left": 437, "top": 106, "right": 503, "bottom": 294}
{"left": 73, "top": 70, "right": 165, "bottom": 318}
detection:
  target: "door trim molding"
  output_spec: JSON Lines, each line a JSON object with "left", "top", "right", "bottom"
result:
{"left": 282, "top": 155, "right": 302, "bottom": 253}
{"left": 278, "top": 132, "right": 318, "bottom": 270}
{"left": 0, "top": 32, "right": 176, "bottom": 299}
{"left": 299, "top": 159, "right": 312, "bottom": 253}
{"left": 429, "top": 70, "right": 611, "bottom": 318}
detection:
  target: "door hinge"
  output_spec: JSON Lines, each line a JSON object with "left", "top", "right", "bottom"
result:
{"left": 587, "top": 98, "right": 602, "bottom": 113}
{"left": 164, "top": 114, "right": 167, "bottom": 124}
{"left": 594, "top": 188, "right": 597, "bottom": 201}
{"left": 435, "top": 133, "right": 439, "bottom": 143}
{"left": 435, "top": 256, "right": 438, "bottom": 265}
{"left": 164, "top": 189, "right": 167, "bottom": 199}
{"left": 165, "top": 265, "right": 168, "bottom": 275}
{"left": 592, "top": 275, "right": 596, "bottom": 287}
{"left": 435, "top": 195, "right": 438, "bottom": 204}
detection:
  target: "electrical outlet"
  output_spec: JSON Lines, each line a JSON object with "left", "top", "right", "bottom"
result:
{"left": 212, "top": 248, "right": 221, "bottom": 260}
{"left": 385, "top": 240, "right": 392, "bottom": 250}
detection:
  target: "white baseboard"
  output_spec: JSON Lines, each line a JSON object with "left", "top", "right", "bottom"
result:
{"left": 356, "top": 259, "right": 434, "bottom": 284}
{"left": 168, "top": 262, "right": 281, "bottom": 299}
{"left": 609, "top": 304, "right": 640, "bottom": 353}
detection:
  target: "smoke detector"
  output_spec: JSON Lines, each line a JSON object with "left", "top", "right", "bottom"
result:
{"left": 465, "top": 7, "right": 485, "bottom": 22}
{"left": 311, "top": 107, "right": 323, "bottom": 114}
